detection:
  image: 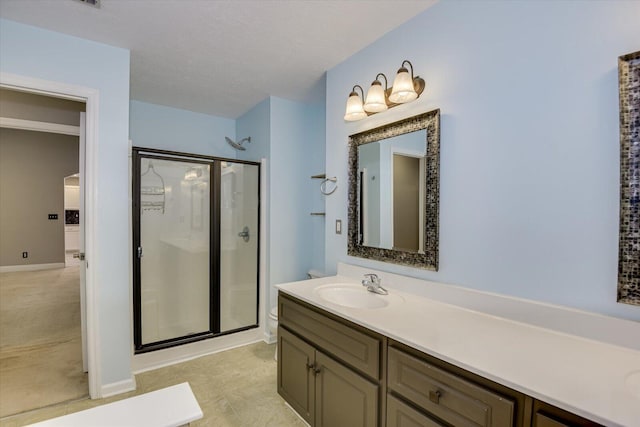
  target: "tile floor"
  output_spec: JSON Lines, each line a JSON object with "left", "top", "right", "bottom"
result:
{"left": 0, "top": 342, "right": 305, "bottom": 427}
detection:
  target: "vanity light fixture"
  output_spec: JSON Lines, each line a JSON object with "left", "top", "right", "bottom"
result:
{"left": 344, "top": 59, "right": 425, "bottom": 122}
{"left": 364, "top": 73, "right": 389, "bottom": 113}
{"left": 343, "top": 85, "right": 367, "bottom": 121}
{"left": 389, "top": 60, "right": 419, "bottom": 103}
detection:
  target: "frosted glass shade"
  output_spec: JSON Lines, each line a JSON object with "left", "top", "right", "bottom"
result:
{"left": 364, "top": 81, "right": 388, "bottom": 113}
{"left": 344, "top": 92, "right": 367, "bottom": 121}
{"left": 389, "top": 69, "right": 418, "bottom": 104}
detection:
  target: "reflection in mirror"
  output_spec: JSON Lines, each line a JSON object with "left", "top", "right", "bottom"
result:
{"left": 358, "top": 130, "right": 426, "bottom": 252}
{"left": 348, "top": 110, "right": 440, "bottom": 270}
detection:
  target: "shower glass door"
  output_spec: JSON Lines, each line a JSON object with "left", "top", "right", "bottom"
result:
{"left": 135, "top": 155, "right": 213, "bottom": 349}
{"left": 219, "top": 161, "right": 259, "bottom": 332}
{"left": 133, "top": 149, "right": 260, "bottom": 353}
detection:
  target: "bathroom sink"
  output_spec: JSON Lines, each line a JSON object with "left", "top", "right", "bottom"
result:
{"left": 314, "top": 283, "right": 391, "bottom": 309}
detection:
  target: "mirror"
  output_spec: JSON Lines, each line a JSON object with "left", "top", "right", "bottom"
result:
{"left": 348, "top": 110, "right": 440, "bottom": 270}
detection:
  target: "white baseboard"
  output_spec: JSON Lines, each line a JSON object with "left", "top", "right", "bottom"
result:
{"left": 132, "top": 328, "right": 265, "bottom": 374}
{"left": 0, "top": 262, "right": 65, "bottom": 273}
{"left": 264, "top": 331, "right": 277, "bottom": 344}
{"left": 100, "top": 377, "right": 136, "bottom": 398}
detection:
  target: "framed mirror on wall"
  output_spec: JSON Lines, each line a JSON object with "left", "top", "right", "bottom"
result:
{"left": 617, "top": 51, "right": 640, "bottom": 306}
{"left": 347, "top": 109, "right": 440, "bottom": 270}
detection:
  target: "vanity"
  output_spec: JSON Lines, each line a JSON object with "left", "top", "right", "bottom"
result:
{"left": 276, "top": 265, "right": 640, "bottom": 427}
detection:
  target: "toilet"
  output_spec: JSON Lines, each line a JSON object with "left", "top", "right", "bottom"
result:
{"left": 270, "top": 269, "right": 324, "bottom": 360}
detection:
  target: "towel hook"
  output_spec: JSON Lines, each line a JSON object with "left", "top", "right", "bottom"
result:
{"left": 320, "top": 177, "right": 337, "bottom": 195}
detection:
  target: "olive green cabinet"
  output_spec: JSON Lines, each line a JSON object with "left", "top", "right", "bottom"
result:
{"left": 387, "top": 394, "right": 445, "bottom": 427}
{"left": 387, "top": 345, "right": 518, "bottom": 426}
{"left": 531, "top": 400, "right": 602, "bottom": 427}
{"left": 278, "top": 326, "right": 379, "bottom": 427}
{"left": 278, "top": 326, "right": 315, "bottom": 424}
{"left": 278, "top": 294, "right": 382, "bottom": 427}
{"left": 277, "top": 292, "right": 603, "bottom": 427}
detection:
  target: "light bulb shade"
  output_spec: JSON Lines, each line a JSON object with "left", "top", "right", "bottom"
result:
{"left": 364, "top": 81, "right": 388, "bottom": 113}
{"left": 389, "top": 68, "right": 418, "bottom": 104}
{"left": 344, "top": 92, "right": 367, "bottom": 121}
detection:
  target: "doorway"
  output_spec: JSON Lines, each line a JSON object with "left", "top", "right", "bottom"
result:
{"left": 0, "top": 88, "right": 88, "bottom": 416}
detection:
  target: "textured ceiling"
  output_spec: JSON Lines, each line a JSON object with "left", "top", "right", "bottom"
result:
{"left": 0, "top": 0, "right": 436, "bottom": 119}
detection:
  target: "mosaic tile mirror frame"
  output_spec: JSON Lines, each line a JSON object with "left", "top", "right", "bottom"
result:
{"left": 618, "top": 50, "right": 640, "bottom": 306}
{"left": 347, "top": 109, "right": 440, "bottom": 270}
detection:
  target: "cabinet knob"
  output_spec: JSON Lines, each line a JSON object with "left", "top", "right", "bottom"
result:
{"left": 306, "top": 362, "right": 315, "bottom": 371}
{"left": 429, "top": 390, "right": 442, "bottom": 404}
{"left": 313, "top": 367, "right": 322, "bottom": 375}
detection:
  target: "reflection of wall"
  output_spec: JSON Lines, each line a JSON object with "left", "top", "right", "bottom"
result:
{"left": 358, "top": 142, "right": 380, "bottom": 246}
{"left": 326, "top": 1, "right": 640, "bottom": 321}
{"left": 0, "top": 128, "right": 78, "bottom": 266}
{"left": 360, "top": 131, "right": 424, "bottom": 249}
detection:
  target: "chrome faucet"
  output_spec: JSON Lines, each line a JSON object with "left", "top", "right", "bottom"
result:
{"left": 362, "top": 273, "right": 388, "bottom": 295}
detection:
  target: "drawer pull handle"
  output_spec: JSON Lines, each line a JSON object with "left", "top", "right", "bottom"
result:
{"left": 429, "top": 390, "right": 442, "bottom": 404}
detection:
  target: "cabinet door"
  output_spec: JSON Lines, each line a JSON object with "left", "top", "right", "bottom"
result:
{"left": 278, "top": 326, "right": 315, "bottom": 425}
{"left": 315, "top": 351, "right": 378, "bottom": 427}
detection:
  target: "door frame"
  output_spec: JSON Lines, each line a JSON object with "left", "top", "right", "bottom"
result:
{"left": 389, "top": 147, "right": 425, "bottom": 253}
{"left": 0, "top": 72, "right": 101, "bottom": 398}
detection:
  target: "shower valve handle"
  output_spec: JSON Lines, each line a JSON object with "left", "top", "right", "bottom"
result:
{"left": 238, "top": 226, "right": 250, "bottom": 242}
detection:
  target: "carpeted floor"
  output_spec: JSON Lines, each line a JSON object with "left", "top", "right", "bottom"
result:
{"left": 0, "top": 264, "right": 87, "bottom": 418}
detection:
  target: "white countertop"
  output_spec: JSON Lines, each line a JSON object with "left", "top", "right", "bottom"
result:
{"left": 276, "top": 274, "right": 640, "bottom": 427}
{"left": 29, "top": 382, "right": 202, "bottom": 427}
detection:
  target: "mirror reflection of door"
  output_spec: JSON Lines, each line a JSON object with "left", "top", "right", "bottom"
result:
{"left": 393, "top": 154, "right": 420, "bottom": 252}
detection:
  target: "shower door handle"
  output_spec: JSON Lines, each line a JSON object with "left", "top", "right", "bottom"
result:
{"left": 238, "top": 226, "right": 250, "bottom": 242}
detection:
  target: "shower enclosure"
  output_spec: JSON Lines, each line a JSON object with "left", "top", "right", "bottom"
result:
{"left": 132, "top": 148, "right": 259, "bottom": 353}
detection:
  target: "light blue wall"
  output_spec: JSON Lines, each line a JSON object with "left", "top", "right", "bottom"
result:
{"left": 236, "top": 98, "right": 271, "bottom": 311}
{"left": 0, "top": 19, "right": 133, "bottom": 384}
{"left": 236, "top": 98, "right": 271, "bottom": 164}
{"left": 325, "top": 1, "right": 640, "bottom": 321}
{"left": 237, "top": 97, "right": 325, "bottom": 310}
{"left": 270, "top": 97, "right": 325, "bottom": 303}
{"left": 129, "top": 100, "right": 236, "bottom": 158}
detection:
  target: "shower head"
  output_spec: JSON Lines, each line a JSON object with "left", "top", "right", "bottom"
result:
{"left": 225, "top": 136, "right": 251, "bottom": 151}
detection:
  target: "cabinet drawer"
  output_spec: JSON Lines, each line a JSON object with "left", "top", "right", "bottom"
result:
{"left": 279, "top": 294, "right": 381, "bottom": 379}
{"left": 388, "top": 347, "right": 515, "bottom": 427}
{"left": 387, "top": 394, "right": 445, "bottom": 427}
{"left": 533, "top": 413, "right": 570, "bottom": 427}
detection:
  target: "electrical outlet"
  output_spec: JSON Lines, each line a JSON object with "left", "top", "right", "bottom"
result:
{"left": 335, "top": 220, "right": 342, "bottom": 235}
{"left": 22, "top": 252, "right": 28, "bottom": 258}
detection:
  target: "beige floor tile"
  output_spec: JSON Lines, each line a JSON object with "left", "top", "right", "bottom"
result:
{"left": 1, "top": 343, "right": 301, "bottom": 427}
{"left": 1, "top": 264, "right": 300, "bottom": 426}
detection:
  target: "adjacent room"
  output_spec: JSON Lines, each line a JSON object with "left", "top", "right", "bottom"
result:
{"left": 0, "top": 1, "right": 638, "bottom": 426}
